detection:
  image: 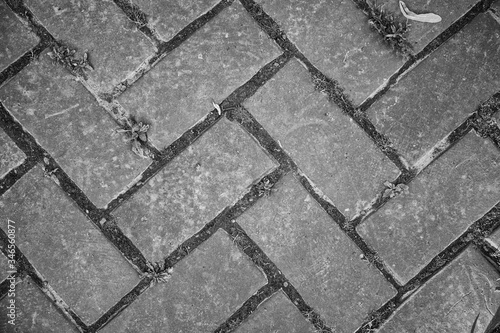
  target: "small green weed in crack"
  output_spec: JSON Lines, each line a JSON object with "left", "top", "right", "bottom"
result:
{"left": 255, "top": 178, "right": 277, "bottom": 197}
{"left": 145, "top": 261, "right": 172, "bottom": 285}
{"left": 382, "top": 181, "right": 409, "bottom": 199}
{"left": 114, "top": 116, "right": 152, "bottom": 158}
{"left": 353, "top": 0, "right": 413, "bottom": 57}
{"left": 48, "top": 43, "right": 93, "bottom": 78}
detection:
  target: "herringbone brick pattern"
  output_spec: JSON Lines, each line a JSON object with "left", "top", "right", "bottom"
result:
{"left": 1, "top": 0, "right": 500, "bottom": 332}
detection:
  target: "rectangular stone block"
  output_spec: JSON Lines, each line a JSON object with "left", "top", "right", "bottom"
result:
{"left": 244, "top": 59, "right": 400, "bottom": 215}
{"left": 100, "top": 230, "right": 266, "bottom": 333}
{"left": 367, "top": 13, "right": 500, "bottom": 164}
{"left": 238, "top": 174, "right": 396, "bottom": 333}
{"left": 379, "top": 248, "right": 500, "bottom": 333}
{"left": 359, "top": 134, "right": 500, "bottom": 284}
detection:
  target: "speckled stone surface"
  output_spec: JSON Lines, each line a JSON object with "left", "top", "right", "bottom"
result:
{"left": 359, "top": 134, "right": 500, "bottom": 284}
{"left": 0, "top": 277, "right": 79, "bottom": 333}
{"left": 100, "top": 230, "right": 266, "bottom": 333}
{"left": 25, "top": 0, "right": 154, "bottom": 92}
{"left": 0, "top": 128, "right": 25, "bottom": 178}
{"left": 238, "top": 174, "right": 396, "bottom": 333}
{"left": 255, "top": 0, "right": 405, "bottom": 104}
{"left": 0, "top": 166, "right": 140, "bottom": 324}
{"left": 244, "top": 59, "right": 400, "bottom": 215}
{"left": 113, "top": 118, "right": 276, "bottom": 263}
{"left": 0, "top": 252, "right": 9, "bottom": 281}
{"left": 0, "top": 1, "right": 39, "bottom": 71}
{"left": 118, "top": 0, "right": 281, "bottom": 149}
{"left": 235, "top": 291, "right": 317, "bottom": 333}
{"left": 132, "top": 0, "right": 220, "bottom": 41}
{"left": 368, "top": 13, "right": 500, "bottom": 164}
{"left": 0, "top": 53, "right": 151, "bottom": 208}
{"left": 379, "top": 248, "right": 500, "bottom": 333}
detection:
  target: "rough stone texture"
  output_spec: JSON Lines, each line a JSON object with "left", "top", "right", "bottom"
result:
{"left": 0, "top": 54, "right": 151, "bottom": 208}
{"left": 244, "top": 59, "right": 400, "bottom": 215}
{"left": 0, "top": 128, "right": 26, "bottom": 178}
{"left": 0, "top": 277, "right": 78, "bottom": 333}
{"left": 0, "top": 166, "right": 140, "bottom": 324}
{"left": 100, "top": 230, "right": 266, "bottom": 333}
{"left": 359, "top": 134, "right": 500, "bottom": 284}
{"left": 491, "top": 1, "right": 500, "bottom": 13}
{"left": 379, "top": 248, "right": 500, "bottom": 333}
{"left": 370, "top": 0, "right": 477, "bottom": 53}
{"left": 0, "top": 1, "right": 39, "bottom": 72}
{"left": 26, "top": 0, "right": 154, "bottom": 92}
{"left": 0, "top": 252, "right": 9, "bottom": 281}
{"left": 114, "top": 118, "right": 275, "bottom": 262}
{"left": 235, "top": 291, "right": 317, "bottom": 333}
{"left": 132, "top": 0, "right": 220, "bottom": 41}
{"left": 238, "top": 174, "right": 396, "bottom": 333}
{"left": 368, "top": 13, "right": 500, "bottom": 164}
{"left": 118, "top": 0, "right": 281, "bottom": 149}
{"left": 255, "top": 0, "right": 405, "bottom": 105}
{"left": 487, "top": 227, "right": 500, "bottom": 249}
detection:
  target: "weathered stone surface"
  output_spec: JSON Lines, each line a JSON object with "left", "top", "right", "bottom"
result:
{"left": 379, "top": 248, "right": 500, "bottom": 333}
{"left": 0, "top": 167, "right": 140, "bottom": 324}
{"left": 114, "top": 118, "right": 275, "bottom": 262}
{"left": 255, "top": 0, "right": 405, "bottom": 104}
{"left": 487, "top": 227, "right": 500, "bottom": 249}
{"left": 0, "top": 128, "right": 25, "bottom": 178}
{"left": 26, "top": 0, "right": 154, "bottom": 92}
{"left": 0, "top": 2, "right": 39, "bottom": 71}
{"left": 0, "top": 54, "right": 151, "bottom": 208}
{"left": 100, "top": 230, "right": 266, "bottom": 333}
{"left": 118, "top": 0, "right": 281, "bottom": 149}
{"left": 238, "top": 174, "right": 396, "bottom": 333}
{"left": 244, "top": 59, "right": 400, "bottom": 215}
{"left": 132, "top": 0, "right": 220, "bottom": 41}
{"left": 0, "top": 277, "right": 78, "bottom": 333}
{"left": 372, "top": 0, "right": 477, "bottom": 53}
{"left": 368, "top": 13, "right": 500, "bottom": 164}
{"left": 491, "top": 1, "right": 500, "bottom": 13}
{"left": 235, "top": 291, "right": 317, "bottom": 333}
{"left": 0, "top": 251, "right": 9, "bottom": 281}
{"left": 359, "top": 134, "right": 500, "bottom": 284}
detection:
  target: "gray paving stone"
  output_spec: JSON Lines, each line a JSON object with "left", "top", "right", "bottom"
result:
{"left": 25, "top": 0, "right": 154, "bottom": 92}
{"left": 255, "top": 0, "right": 405, "bottom": 105}
{"left": 378, "top": 248, "right": 500, "bottom": 333}
{"left": 244, "top": 59, "right": 400, "bottom": 215}
{"left": 368, "top": 13, "right": 500, "bottom": 164}
{"left": 0, "top": 53, "right": 151, "bottom": 208}
{"left": 0, "top": 251, "right": 10, "bottom": 281}
{"left": 371, "top": 0, "right": 477, "bottom": 53}
{"left": 492, "top": 1, "right": 500, "bottom": 13}
{"left": 238, "top": 174, "right": 396, "bottom": 333}
{"left": 131, "top": 0, "right": 220, "bottom": 41}
{"left": 118, "top": 0, "right": 281, "bottom": 149}
{"left": 487, "top": 227, "right": 500, "bottom": 248}
{"left": 0, "top": 166, "right": 140, "bottom": 324}
{"left": 0, "top": 1, "right": 39, "bottom": 71}
{"left": 113, "top": 118, "right": 276, "bottom": 263}
{"left": 235, "top": 291, "right": 317, "bottom": 333}
{"left": 358, "top": 134, "right": 500, "bottom": 284}
{"left": 0, "top": 128, "right": 25, "bottom": 178}
{"left": 0, "top": 277, "right": 78, "bottom": 333}
{"left": 100, "top": 230, "right": 266, "bottom": 333}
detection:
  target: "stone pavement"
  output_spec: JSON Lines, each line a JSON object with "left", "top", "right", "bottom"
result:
{"left": 0, "top": 0, "right": 499, "bottom": 332}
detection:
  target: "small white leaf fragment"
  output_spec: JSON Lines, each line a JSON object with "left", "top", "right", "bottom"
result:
{"left": 399, "top": 1, "right": 442, "bottom": 23}
{"left": 211, "top": 99, "right": 222, "bottom": 115}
